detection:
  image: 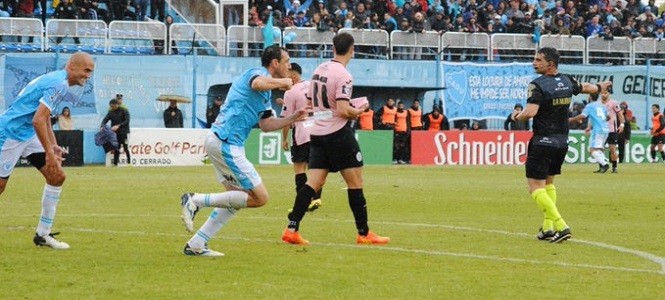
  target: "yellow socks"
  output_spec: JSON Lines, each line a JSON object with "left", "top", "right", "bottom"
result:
{"left": 532, "top": 188, "right": 568, "bottom": 232}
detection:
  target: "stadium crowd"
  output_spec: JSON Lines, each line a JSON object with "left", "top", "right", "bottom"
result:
{"left": 245, "top": 0, "right": 665, "bottom": 40}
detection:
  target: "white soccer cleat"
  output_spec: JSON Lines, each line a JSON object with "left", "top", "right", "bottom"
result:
{"left": 180, "top": 193, "right": 199, "bottom": 233}
{"left": 183, "top": 244, "right": 224, "bottom": 257}
{"left": 33, "top": 232, "right": 70, "bottom": 250}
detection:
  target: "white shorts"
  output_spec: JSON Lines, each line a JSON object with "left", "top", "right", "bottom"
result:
{"left": 0, "top": 134, "right": 44, "bottom": 178}
{"left": 205, "top": 133, "right": 262, "bottom": 190}
{"left": 589, "top": 132, "right": 608, "bottom": 150}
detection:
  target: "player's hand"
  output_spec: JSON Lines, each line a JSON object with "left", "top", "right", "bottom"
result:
{"left": 53, "top": 145, "right": 68, "bottom": 158}
{"left": 618, "top": 126, "right": 624, "bottom": 134}
{"left": 111, "top": 125, "right": 119, "bottom": 131}
{"left": 584, "top": 127, "right": 591, "bottom": 135}
{"left": 291, "top": 109, "right": 308, "bottom": 122}
{"left": 276, "top": 98, "right": 284, "bottom": 105}
{"left": 599, "top": 81, "right": 613, "bottom": 92}
{"left": 282, "top": 140, "right": 289, "bottom": 151}
{"left": 278, "top": 78, "right": 294, "bottom": 91}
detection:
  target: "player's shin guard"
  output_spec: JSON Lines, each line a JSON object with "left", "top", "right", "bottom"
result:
{"left": 295, "top": 173, "right": 307, "bottom": 193}
{"left": 37, "top": 184, "right": 62, "bottom": 236}
{"left": 348, "top": 189, "right": 369, "bottom": 236}
{"left": 288, "top": 185, "right": 316, "bottom": 230}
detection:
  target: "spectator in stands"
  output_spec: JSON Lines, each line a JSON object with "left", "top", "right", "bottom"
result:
{"left": 382, "top": 12, "right": 398, "bottom": 33}
{"left": 53, "top": 107, "right": 75, "bottom": 130}
{"left": 585, "top": 14, "right": 604, "bottom": 37}
{"left": 15, "top": 0, "right": 35, "bottom": 43}
{"left": 492, "top": 14, "right": 508, "bottom": 33}
{"left": 354, "top": 2, "right": 370, "bottom": 24}
{"left": 430, "top": 10, "right": 450, "bottom": 34}
{"left": 517, "top": 11, "right": 536, "bottom": 33}
{"left": 151, "top": 0, "right": 166, "bottom": 21}
{"left": 54, "top": 0, "right": 82, "bottom": 45}
{"left": 570, "top": 16, "right": 586, "bottom": 36}
{"left": 471, "top": 121, "right": 481, "bottom": 130}
{"left": 0, "top": 2, "right": 10, "bottom": 18}
{"left": 550, "top": 17, "right": 570, "bottom": 35}
{"left": 136, "top": 0, "right": 148, "bottom": 20}
{"left": 333, "top": 1, "right": 349, "bottom": 21}
{"left": 163, "top": 100, "right": 184, "bottom": 128}
{"left": 506, "top": 0, "right": 525, "bottom": 20}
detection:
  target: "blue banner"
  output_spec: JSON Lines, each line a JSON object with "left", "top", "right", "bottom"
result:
{"left": 3, "top": 56, "right": 97, "bottom": 115}
{"left": 443, "top": 62, "right": 536, "bottom": 120}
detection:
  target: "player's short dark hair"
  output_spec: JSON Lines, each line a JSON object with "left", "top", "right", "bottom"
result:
{"left": 654, "top": 104, "right": 661, "bottom": 110}
{"left": 290, "top": 62, "right": 302, "bottom": 75}
{"left": 589, "top": 92, "right": 599, "bottom": 101}
{"left": 110, "top": 99, "right": 118, "bottom": 105}
{"left": 333, "top": 32, "right": 354, "bottom": 56}
{"left": 261, "top": 44, "right": 287, "bottom": 68}
{"left": 538, "top": 47, "right": 560, "bottom": 68}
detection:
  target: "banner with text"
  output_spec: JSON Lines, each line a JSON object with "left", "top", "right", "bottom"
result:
{"left": 113, "top": 128, "right": 393, "bottom": 166}
{"left": 443, "top": 62, "right": 536, "bottom": 120}
{"left": 3, "top": 56, "right": 97, "bottom": 115}
{"left": 107, "top": 128, "right": 209, "bottom": 166}
{"left": 411, "top": 130, "right": 655, "bottom": 166}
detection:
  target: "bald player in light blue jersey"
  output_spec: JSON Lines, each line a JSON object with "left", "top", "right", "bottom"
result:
{"left": 570, "top": 94, "right": 610, "bottom": 173}
{"left": 179, "top": 45, "right": 308, "bottom": 257}
{"left": 0, "top": 52, "right": 95, "bottom": 249}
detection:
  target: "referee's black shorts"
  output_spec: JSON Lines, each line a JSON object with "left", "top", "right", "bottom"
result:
{"left": 309, "top": 125, "right": 363, "bottom": 172}
{"left": 525, "top": 143, "right": 568, "bottom": 180}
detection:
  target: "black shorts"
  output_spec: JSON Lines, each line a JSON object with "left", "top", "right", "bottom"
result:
{"left": 651, "top": 135, "right": 665, "bottom": 145}
{"left": 290, "top": 142, "right": 310, "bottom": 163}
{"left": 525, "top": 143, "right": 568, "bottom": 180}
{"left": 117, "top": 133, "right": 128, "bottom": 144}
{"left": 309, "top": 124, "right": 363, "bottom": 172}
{"left": 605, "top": 132, "right": 619, "bottom": 145}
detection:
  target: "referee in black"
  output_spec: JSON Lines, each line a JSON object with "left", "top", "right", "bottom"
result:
{"left": 514, "top": 47, "right": 612, "bottom": 243}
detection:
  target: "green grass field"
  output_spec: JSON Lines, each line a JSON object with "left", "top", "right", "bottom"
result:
{"left": 0, "top": 163, "right": 663, "bottom": 299}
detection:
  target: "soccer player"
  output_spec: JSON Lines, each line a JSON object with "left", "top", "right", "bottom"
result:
{"left": 0, "top": 52, "right": 95, "bottom": 249}
{"left": 179, "top": 45, "right": 308, "bottom": 256}
{"left": 514, "top": 47, "right": 611, "bottom": 243}
{"left": 280, "top": 62, "right": 323, "bottom": 212}
{"left": 281, "top": 32, "right": 390, "bottom": 246}
{"left": 649, "top": 104, "right": 665, "bottom": 162}
{"left": 569, "top": 93, "right": 611, "bottom": 173}
{"left": 599, "top": 90, "right": 625, "bottom": 173}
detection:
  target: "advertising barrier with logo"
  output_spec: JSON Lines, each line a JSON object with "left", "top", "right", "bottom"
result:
{"left": 118, "top": 128, "right": 393, "bottom": 166}
{"left": 411, "top": 130, "right": 532, "bottom": 165}
{"left": 107, "top": 128, "right": 209, "bottom": 166}
{"left": 411, "top": 130, "right": 655, "bottom": 166}
{"left": 16, "top": 130, "right": 84, "bottom": 167}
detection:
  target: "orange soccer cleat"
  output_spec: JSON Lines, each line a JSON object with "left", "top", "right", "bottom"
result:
{"left": 281, "top": 229, "right": 310, "bottom": 246}
{"left": 356, "top": 231, "right": 390, "bottom": 245}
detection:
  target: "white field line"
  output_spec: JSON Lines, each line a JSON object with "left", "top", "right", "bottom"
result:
{"left": 4, "top": 214, "right": 664, "bottom": 275}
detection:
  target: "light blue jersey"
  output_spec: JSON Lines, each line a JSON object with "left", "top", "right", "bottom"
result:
{"left": 0, "top": 70, "right": 68, "bottom": 141}
{"left": 582, "top": 101, "right": 609, "bottom": 134}
{"left": 211, "top": 67, "right": 272, "bottom": 146}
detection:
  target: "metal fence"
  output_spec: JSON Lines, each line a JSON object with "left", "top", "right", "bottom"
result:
{"left": 1, "top": 19, "right": 663, "bottom": 64}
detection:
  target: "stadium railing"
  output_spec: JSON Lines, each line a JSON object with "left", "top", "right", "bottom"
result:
{"left": 339, "top": 28, "right": 390, "bottom": 59}
{"left": 490, "top": 33, "right": 537, "bottom": 62}
{"left": 45, "top": 19, "right": 107, "bottom": 54}
{"left": 0, "top": 17, "right": 44, "bottom": 52}
{"left": 1, "top": 18, "right": 664, "bottom": 65}
{"left": 169, "top": 23, "right": 226, "bottom": 55}
{"left": 539, "top": 34, "right": 585, "bottom": 65}
{"left": 282, "top": 27, "right": 335, "bottom": 58}
{"left": 108, "top": 20, "right": 166, "bottom": 55}
{"left": 390, "top": 30, "right": 440, "bottom": 60}
{"left": 226, "top": 25, "right": 280, "bottom": 57}
{"left": 441, "top": 32, "right": 490, "bottom": 62}
{"left": 586, "top": 36, "right": 632, "bottom": 65}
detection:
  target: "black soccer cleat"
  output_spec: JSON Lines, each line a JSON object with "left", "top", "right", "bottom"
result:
{"left": 537, "top": 228, "right": 555, "bottom": 241}
{"left": 549, "top": 228, "right": 572, "bottom": 244}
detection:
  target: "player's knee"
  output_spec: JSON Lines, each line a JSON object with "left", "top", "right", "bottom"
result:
{"left": 46, "top": 172, "right": 66, "bottom": 186}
